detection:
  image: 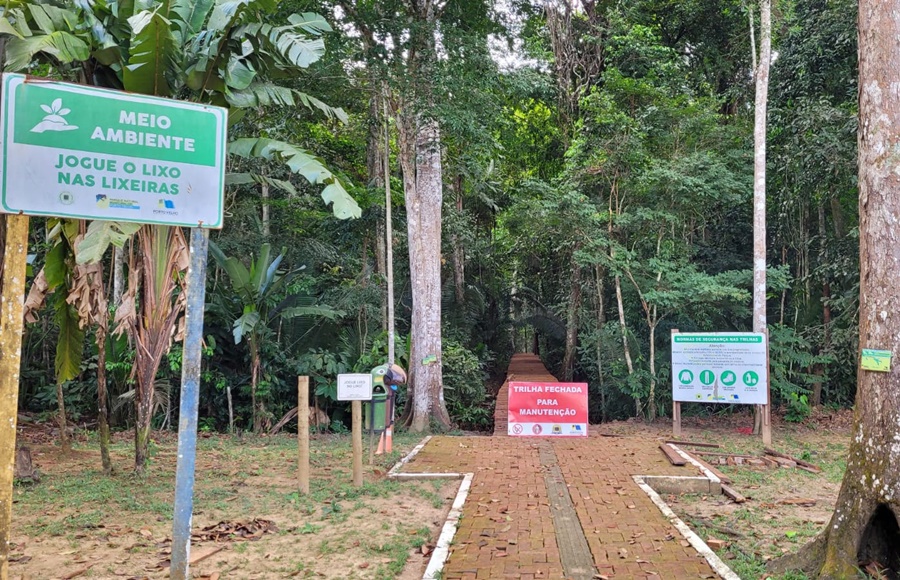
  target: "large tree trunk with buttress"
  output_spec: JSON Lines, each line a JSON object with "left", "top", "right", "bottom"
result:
{"left": 769, "top": 3, "right": 900, "bottom": 576}
{"left": 398, "top": 114, "right": 450, "bottom": 432}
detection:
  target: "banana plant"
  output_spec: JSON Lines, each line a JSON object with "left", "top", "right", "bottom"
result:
{"left": 4, "top": 0, "right": 359, "bottom": 471}
{"left": 209, "top": 241, "right": 342, "bottom": 433}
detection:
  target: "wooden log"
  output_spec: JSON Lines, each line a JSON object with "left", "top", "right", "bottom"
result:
{"left": 693, "top": 451, "right": 759, "bottom": 459}
{"left": 721, "top": 484, "right": 746, "bottom": 504}
{"left": 772, "top": 456, "right": 797, "bottom": 469}
{"left": 659, "top": 444, "right": 687, "bottom": 466}
{"left": 665, "top": 440, "right": 720, "bottom": 448}
{"left": 763, "top": 447, "right": 821, "bottom": 472}
{"left": 777, "top": 498, "right": 817, "bottom": 507}
{"left": 682, "top": 450, "right": 733, "bottom": 484}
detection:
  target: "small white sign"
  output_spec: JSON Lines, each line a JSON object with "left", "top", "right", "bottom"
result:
{"left": 337, "top": 374, "right": 373, "bottom": 401}
{"left": 672, "top": 333, "right": 768, "bottom": 405}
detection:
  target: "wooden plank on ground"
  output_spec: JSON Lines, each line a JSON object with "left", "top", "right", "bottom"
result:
{"left": 721, "top": 484, "right": 746, "bottom": 503}
{"left": 693, "top": 451, "right": 759, "bottom": 459}
{"left": 659, "top": 444, "right": 687, "bottom": 465}
{"left": 682, "top": 450, "right": 732, "bottom": 484}
{"left": 665, "top": 440, "right": 720, "bottom": 449}
{"left": 772, "top": 457, "right": 797, "bottom": 468}
{"left": 763, "top": 447, "right": 821, "bottom": 472}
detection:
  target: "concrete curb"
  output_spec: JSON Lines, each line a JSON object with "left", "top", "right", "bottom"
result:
{"left": 423, "top": 473, "right": 474, "bottom": 580}
{"left": 631, "top": 474, "right": 741, "bottom": 580}
{"left": 388, "top": 436, "right": 743, "bottom": 580}
{"left": 385, "top": 437, "right": 473, "bottom": 580}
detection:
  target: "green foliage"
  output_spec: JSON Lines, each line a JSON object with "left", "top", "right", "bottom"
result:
{"left": 442, "top": 341, "right": 492, "bottom": 431}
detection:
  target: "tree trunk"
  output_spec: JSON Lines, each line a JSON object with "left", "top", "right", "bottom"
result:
{"left": 614, "top": 273, "right": 637, "bottom": 415}
{"left": 55, "top": 379, "right": 70, "bottom": 451}
{"left": 811, "top": 201, "right": 829, "bottom": 408}
{"left": 770, "top": 3, "right": 900, "bottom": 576}
{"left": 261, "top": 176, "right": 270, "bottom": 238}
{"left": 226, "top": 385, "right": 234, "bottom": 434}
{"left": 594, "top": 266, "right": 607, "bottom": 422}
{"left": 113, "top": 246, "right": 124, "bottom": 307}
{"left": 250, "top": 339, "right": 265, "bottom": 433}
{"left": 562, "top": 250, "right": 581, "bottom": 382}
{"left": 398, "top": 114, "right": 450, "bottom": 432}
{"left": 752, "top": 0, "right": 772, "bottom": 437}
{"left": 130, "top": 226, "right": 188, "bottom": 474}
{"left": 648, "top": 312, "right": 658, "bottom": 421}
{"left": 452, "top": 176, "right": 465, "bottom": 305}
{"left": 134, "top": 359, "right": 155, "bottom": 475}
{"left": 97, "top": 325, "right": 112, "bottom": 474}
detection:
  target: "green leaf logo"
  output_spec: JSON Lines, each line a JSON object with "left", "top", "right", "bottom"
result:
{"left": 31, "top": 98, "right": 78, "bottom": 133}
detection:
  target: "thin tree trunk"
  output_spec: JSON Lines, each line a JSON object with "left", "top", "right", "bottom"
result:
{"left": 367, "top": 93, "right": 389, "bottom": 328}
{"left": 811, "top": 201, "right": 829, "bottom": 407}
{"left": 752, "top": 0, "right": 772, "bottom": 437}
{"left": 562, "top": 250, "right": 581, "bottom": 381}
{"left": 250, "top": 339, "right": 263, "bottom": 433}
{"left": 261, "top": 176, "right": 270, "bottom": 238}
{"left": 97, "top": 325, "right": 112, "bottom": 474}
{"left": 614, "top": 274, "right": 636, "bottom": 415}
{"left": 226, "top": 385, "right": 234, "bottom": 434}
{"left": 113, "top": 246, "right": 124, "bottom": 307}
{"left": 780, "top": 245, "right": 787, "bottom": 326}
{"left": 56, "top": 380, "right": 69, "bottom": 451}
{"left": 594, "top": 266, "right": 607, "bottom": 422}
{"left": 648, "top": 312, "right": 658, "bottom": 421}
{"left": 452, "top": 176, "right": 465, "bottom": 305}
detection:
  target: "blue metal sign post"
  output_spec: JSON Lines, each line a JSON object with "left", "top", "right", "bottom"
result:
{"left": 170, "top": 228, "right": 210, "bottom": 580}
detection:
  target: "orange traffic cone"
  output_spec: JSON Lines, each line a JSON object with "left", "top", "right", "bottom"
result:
{"left": 375, "top": 432, "right": 385, "bottom": 455}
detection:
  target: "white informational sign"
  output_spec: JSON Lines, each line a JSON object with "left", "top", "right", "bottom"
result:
{"left": 671, "top": 333, "right": 768, "bottom": 405}
{"left": 337, "top": 374, "right": 373, "bottom": 401}
{"left": 0, "top": 73, "right": 227, "bottom": 228}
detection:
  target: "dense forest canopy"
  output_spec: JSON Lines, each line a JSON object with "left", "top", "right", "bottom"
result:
{"left": 3, "top": 0, "right": 859, "bottom": 437}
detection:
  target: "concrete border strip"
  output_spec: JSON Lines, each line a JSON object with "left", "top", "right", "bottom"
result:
{"left": 388, "top": 435, "right": 433, "bottom": 476}
{"left": 384, "top": 437, "right": 474, "bottom": 579}
{"left": 668, "top": 443, "right": 721, "bottom": 483}
{"left": 633, "top": 475, "right": 741, "bottom": 580}
{"left": 422, "top": 473, "right": 474, "bottom": 580}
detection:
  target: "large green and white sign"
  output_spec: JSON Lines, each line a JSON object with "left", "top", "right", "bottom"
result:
{"left": 0, "top": 74, "right": 227, "bottom": 228}
{"left": 672, "top": 333, "right": 768, "bottom": 405}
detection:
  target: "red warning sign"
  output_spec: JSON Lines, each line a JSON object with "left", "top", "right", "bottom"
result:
{"left": 507, "top": 382, "right": 588, "bottom": 437}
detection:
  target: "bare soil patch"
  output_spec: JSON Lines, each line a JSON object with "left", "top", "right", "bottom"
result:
{"left": 9, "top": 422, "right": 456, "bottom": 580}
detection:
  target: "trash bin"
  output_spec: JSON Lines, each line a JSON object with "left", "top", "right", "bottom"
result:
{"left": 365, "top": 384, "right": 388, "bottom": 432}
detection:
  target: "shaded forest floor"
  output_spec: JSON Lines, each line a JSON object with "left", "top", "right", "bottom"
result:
{"left": 602, "top": 408, "right": 853, "bottom": 579}
{"left": 9, "top": 422, "right": 455, "bottom": 579}
{"left": 8, "top": 408, "right": 852, "bottom": 580}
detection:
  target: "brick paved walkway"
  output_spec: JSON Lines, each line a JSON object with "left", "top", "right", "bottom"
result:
{"left": 401, "top": 354, "right": 722, "bottom": 579}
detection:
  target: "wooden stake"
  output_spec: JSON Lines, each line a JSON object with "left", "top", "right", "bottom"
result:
{"left": 352, "top": 400, "right": 363, "bottom": 487}
{"left": 0, "top": 214, "right": 29, "bottom": 580}
{"left": 298, "top": 376, "right": 309, "bottom": 495}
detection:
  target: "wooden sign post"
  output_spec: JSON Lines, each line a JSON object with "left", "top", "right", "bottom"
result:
{"left": 338, "top": 374, "right": 372, "bottom": 488}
